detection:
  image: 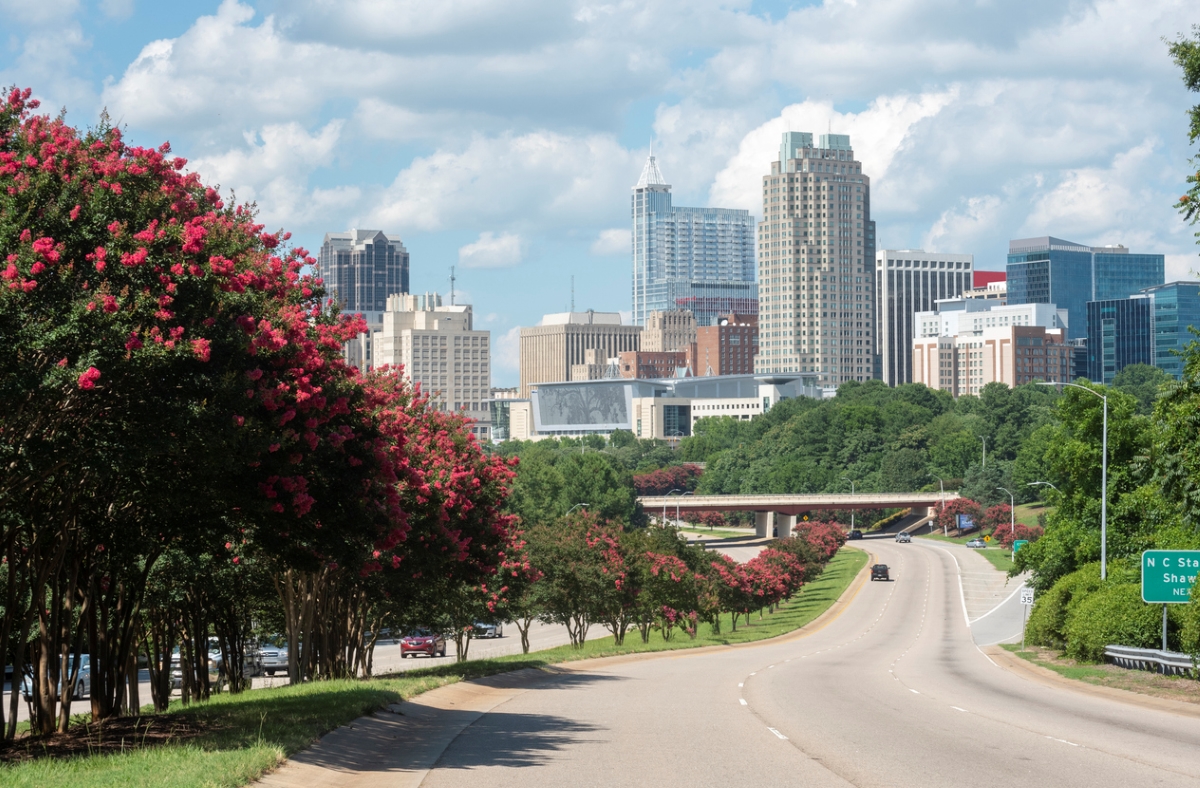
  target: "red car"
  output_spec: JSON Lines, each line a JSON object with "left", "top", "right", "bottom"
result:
{"left": 401, "top": 629, "right": 447, "bottom": 658}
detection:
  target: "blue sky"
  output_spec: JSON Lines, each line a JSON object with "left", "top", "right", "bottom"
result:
{"left": 2, "top": 0, "right": 1198, "bottom": 386}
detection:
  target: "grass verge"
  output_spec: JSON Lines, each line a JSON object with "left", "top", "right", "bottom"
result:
{"left": 1000, "top": 644, "right": 1200, "bottom": 705}
{"left": 916, "top": 533, "right": 1016, "bottom": 573}
{"left": 1, "top": 548, "right": 867, "bottom": 788}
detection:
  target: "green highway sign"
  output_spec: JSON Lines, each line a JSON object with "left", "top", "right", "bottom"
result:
{"left": 1142, "top": 550, "right": 1200, "bottom": 604}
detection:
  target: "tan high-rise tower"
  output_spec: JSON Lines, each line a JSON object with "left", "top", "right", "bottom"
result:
{"left": 754, "top": 132, "right": 877, "bottom": 386}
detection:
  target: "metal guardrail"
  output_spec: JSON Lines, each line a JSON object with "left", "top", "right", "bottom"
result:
{"left": 1104, "top": 645, "right": 1196, "bottom": 677}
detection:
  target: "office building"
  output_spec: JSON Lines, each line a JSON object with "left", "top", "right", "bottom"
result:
{"left": 690, "top": 313, "right": 759, "bottom": 377}
{"left": 963, "top": 271, "right": 1007, "bottom": 304}
{"left": 318, "top": 230, "right": 410, "bottom": 316}
{"left": 642, "top": 309, "right": 697, "bottom": 352}
{"left": 505, "top": 374, "right": 821, "bottom": 441}
{"left": 754, "top": 132, "right": 876, "bottom": 385}
{"left": 632, "top": 154, "right": 758, "bottom": 327}
{"left": 914, "top": 298, "right": 1068, "bottom": 340}
{"left": 1144, "top": 281, "right": 1200, "bottom": 379}
{"left": 1084, "top": 281, "right": 1200, "bottom": 383}
{"left": 913, "top": 325, "right": 1071, "bottom": 397}
{"left": 876, "top": 250, "right": 974, "bottom": 385}
{"left": 617, "top": 351, "right": 688, "bottom": 379}
{"left": 518, "top": 311, "right": 642, "bottom": 398}
{"left": 1086, "top": 296, "right": 1153, "bottom": 384}
{"left": 1006, "top": 237, "right": 1164, "bottom": 340}
{"left": 371, "top": 293, "right": 491, "bottom": 440}
{"left": 318, "top": 229, "right": 411, "bottom": 370}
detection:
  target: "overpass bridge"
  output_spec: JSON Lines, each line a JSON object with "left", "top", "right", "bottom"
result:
{"left": 638, "top": 492, "right": 957, "bottom": 538}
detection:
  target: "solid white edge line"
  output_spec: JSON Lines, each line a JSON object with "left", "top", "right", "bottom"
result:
{"left": 969, "top": 582, "right": 1026, "bottom": 625}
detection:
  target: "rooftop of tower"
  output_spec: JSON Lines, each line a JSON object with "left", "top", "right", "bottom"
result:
{"left": 635, "top": 153, "right": 668, "bottom": 189}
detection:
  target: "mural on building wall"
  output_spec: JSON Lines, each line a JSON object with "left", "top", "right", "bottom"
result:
{"left": 536, "top": 383, "right": 629, "bottom": 427}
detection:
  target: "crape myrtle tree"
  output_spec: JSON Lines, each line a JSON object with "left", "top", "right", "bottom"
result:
{"left": 0, "top": 88, "right": 517, "bottom": 737}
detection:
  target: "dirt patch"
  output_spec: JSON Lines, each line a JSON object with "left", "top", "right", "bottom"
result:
{"left": 0, "top": 713, "right": 214, "bottom": 763}
{"left": 1013, "top": 645, "right": 1200, "bottom": 706}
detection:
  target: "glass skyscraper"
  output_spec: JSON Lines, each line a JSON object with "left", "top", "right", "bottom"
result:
{"left": 631, "top": 155, "right": 757, "bottom": 327}
{"left": 1086, "top": 297, "right": 1152, "bottom": 384}
{"left": 1007, "top": 236, "right": 1163, "bottom": 340}
{"left": 317, "top": 229, "right": 410, "bottom": 317}
{"left": 1143, "top": 281, "right": 1200, "bottom": 379}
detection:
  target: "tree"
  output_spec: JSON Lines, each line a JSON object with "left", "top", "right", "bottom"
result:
{"left": 1112, "top": 364, "right": 1172, "bottom": 415}
{"left": 1168, "top": 26, "right": 1200, "bottom": 243}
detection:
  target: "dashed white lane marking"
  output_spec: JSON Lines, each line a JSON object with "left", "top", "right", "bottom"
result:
{"left": 739, "top": 698, "right": 748, "bottom": 706}
{"left": 749, "top": 672, "right": 756, "bottom": 676}
{"left": 738, "top": 683, "right": 744, "bottom": 688}
{"left": 951, "top": 706, "right": 967, "bottom": 712}
{"left": 768, "top": 664, "right": 775, "bottom": 669}
{"left": 768, "top": 727, "right": 788, "bottom": 740}
{"left": 910, "top": 689, "right": 920, "bottom": 694}
{"left": 1047, "top": 736, "right": 1081, "bottom": 747}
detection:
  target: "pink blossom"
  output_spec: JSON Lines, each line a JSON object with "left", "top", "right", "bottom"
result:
{"left": 77, "top": 366, "right": 101, "bottom": 390}
{"left": 233, "top": 415, "right": 245, "bottom": 427}
{"left": 30, "top": 262, "right": 44, "bottom": 275}
{"left": 190, "top": 337, "right": 211, "bottom": 362}
{"left": 101, "top": 295, "right": 118, "bottom": 313}
{"left": 125, "top": 332, "right": 143, "bottom": 351}
{"left": 69, "top": 204, "right": 80, "bottom": 221}
{"left": 56, "top": 358, "right": 67, "bottom": 367}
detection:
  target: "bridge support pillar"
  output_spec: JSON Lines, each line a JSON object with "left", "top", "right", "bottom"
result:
{"left": 754, "top": 511, "right": 774, "bottom": 539}
{"left": 778, "top": 514, "right": 796, "bottom": 539}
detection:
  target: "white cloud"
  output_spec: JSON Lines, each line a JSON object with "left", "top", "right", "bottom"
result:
{"left": 590, "top": 228, "right": 630, "bottom": 256}
{"left": 371, "top": 131, "right": 637, "bottom": 231}
{"left": 100, "top": 0, "right": 134, "bottom": 20}
{"left": 493, "top": 326, "right": 522, "bottom": 376}
{"left": 1165, "top": 255, "right": 1199, "bottom": 283}
{"left": 709, "top": 90, "right": 957, "bottom": 212}
{"left": 459, "top": 231, "right": 524, "bottom": 268}
{"left": 188, "top": 120, "right": 358, "bottom": 228}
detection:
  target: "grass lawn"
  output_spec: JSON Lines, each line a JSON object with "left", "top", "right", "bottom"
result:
{"left": 1014, "top": 501, "right": 1053, "bottom": 528}
{"left": 674, "top": 524, "right": 756, "bottom": 538}
{"left": 1, "top": 548, "right": 867, "bottom": 788}
{"left": 1001, "top": 644, "right": 1200, "bottom": 705}
{"left": 915, "top": 532, "right": 1016, "bottom": 573}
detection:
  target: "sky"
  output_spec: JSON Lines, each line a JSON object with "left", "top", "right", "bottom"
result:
{"left": 2, "top": 0, "right": 1198, "bottom": 387}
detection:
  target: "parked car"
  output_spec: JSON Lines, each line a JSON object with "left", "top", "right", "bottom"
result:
{"left": 870, "top": 564, "right": 890, "bottom": 581}
{"left": 895, "top": 532, "right": 912, "bottom": 543}
{"left": 473, "top": 622, "right": 503, "bottom": 639}
{"left": 258, "top": 646, "right": 289, "bottom": 676}
{"left": 848, "top": 529, "right": 864, "bottom": 540}
{"left": 966, "top": 538, "right": 986, "bottom": 548}
{"left": 20, "top": 654, "right": 90, "bottom": 701}
{"left": 400, "top": 629, "right": 447, "bottom": 658}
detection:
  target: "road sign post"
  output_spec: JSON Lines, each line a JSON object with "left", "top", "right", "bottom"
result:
{"left": 1141, "top": 550, "right": 1200, "bottom": 652}
{"left": 1019, "top": 588, "right": 1035, "bottom": 650}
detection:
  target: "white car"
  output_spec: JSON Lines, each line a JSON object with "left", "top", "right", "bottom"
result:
{"left": 473, "top": 622, "right": 503, "bottom": 638}
{"left": 257, "top": 646, "right": 288, "bottom": 676}
{"left": 895, "top": 532, "right": 912, "bottom": 543}
{"left": 20, "top": 654, "right": 90, "bottom": 701}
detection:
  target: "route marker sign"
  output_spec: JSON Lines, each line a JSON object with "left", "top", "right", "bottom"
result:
{"left": 1141, "top": 550, "right": 1200, "bottom": 603}
{"left": 1019, "top": 588, "right": 1034, "bottom": 606}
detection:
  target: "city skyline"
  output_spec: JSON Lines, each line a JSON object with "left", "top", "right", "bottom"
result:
{"left": 4, "top": 0, "right": 1198, "bottom": 387}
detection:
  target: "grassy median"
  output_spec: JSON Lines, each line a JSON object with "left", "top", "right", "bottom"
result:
{"left": 0, "top": 547, "right": 866, "bottom": 788}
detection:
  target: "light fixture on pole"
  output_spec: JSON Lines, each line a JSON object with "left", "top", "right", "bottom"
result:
{"left": 997, "top": 486, "right": 1015, "bottom": 556}
{"left": 666, "top": 489, "right": 689, "bottom": 528}
{"left": 1039, "top": 381, "right": 1108, "bottom": 579}
{"left": 566, "top": 503, "right": 589, "bottom": 515}
{"left": 1027, "top": 481, "right": 1059, "bottom": 493}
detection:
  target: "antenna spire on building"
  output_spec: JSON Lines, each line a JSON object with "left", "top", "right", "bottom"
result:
{"left": 635, "top": 146, "right": 668, "bottom": 189}
{"left": 571, "top": 275, "right": 575, "bottom": 312}
{"left": 449, "top": 265, "right": 456, "bottom": 305}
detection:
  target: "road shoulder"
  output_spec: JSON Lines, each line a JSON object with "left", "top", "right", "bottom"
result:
{"left": 984, "top": 645, "right": 1200, "bottom": 720}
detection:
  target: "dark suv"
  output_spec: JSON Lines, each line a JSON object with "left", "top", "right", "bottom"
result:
{"left": 401, "top": 629, "right": 447, "bottom": 658}
{"left": 870, "top": 564, "right": 890, "bottom": 581}
{"left": 848, "top": 529, "right": 864, "bottom": 540}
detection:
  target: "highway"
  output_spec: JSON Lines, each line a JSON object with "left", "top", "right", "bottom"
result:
{"left": 414, "top": 537, "right": 1200, "bottom": 788}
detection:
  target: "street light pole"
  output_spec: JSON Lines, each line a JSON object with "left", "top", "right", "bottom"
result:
{"left": 1039, "top": 381, "right": 1109, "bottom": 580}
{"left": 666, "top": 489, "right": 688, "bottom": 528}
{"left": 980, "top": 436, "right": 986, "bottom": 469}
{"left": 998, "top": 486, "right": 1015, "bottom": 556}
{"left": 936, "top": 477, "right": 946, "bottom": 534}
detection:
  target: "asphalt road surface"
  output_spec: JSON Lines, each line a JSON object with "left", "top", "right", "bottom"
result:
{"left": 419, "top": 538, "right": 1200, "bottom": 788}
{"left": 1, "top": 620, "right": 576, "bottom": 724}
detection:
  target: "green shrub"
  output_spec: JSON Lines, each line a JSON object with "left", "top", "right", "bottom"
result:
{"left": 1025, "top": 562, "right": 1103, "bottom": 648}
{"left": 1063, "top": 583, "right": 1163, "bottom": 662}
